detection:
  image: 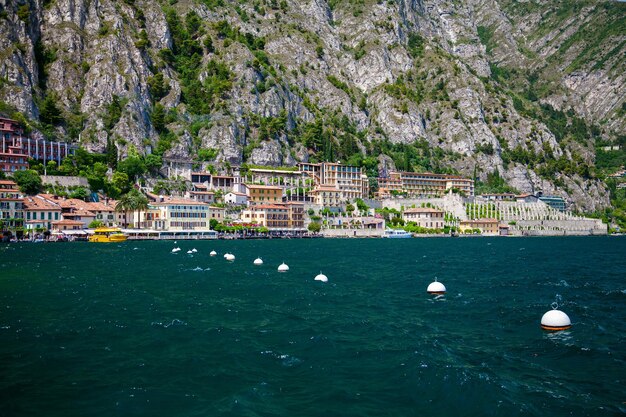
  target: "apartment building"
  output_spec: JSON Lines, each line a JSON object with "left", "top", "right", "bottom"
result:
{"left": 0, "top": 180, "right": 24, "bottom": 228}
{"left": 378, "top": 171, "right": 474, "bottom": 197}
{"left": 298, "top": 162, "right": 369, "bottom": 202}
{"left": 241, "top": 202, "right": 305, "bottom": 230}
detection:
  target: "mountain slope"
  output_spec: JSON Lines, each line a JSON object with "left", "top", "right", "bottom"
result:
{"left": 1, "top": 0, "right": 624, "bottom": 211}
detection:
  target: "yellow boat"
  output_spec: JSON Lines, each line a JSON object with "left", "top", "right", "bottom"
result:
{"left": 88, "top": 227, "right": 127, "bottom": 243}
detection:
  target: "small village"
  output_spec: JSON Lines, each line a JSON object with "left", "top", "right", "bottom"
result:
{"left": 0, "top": 116, "right": 608, "bottom": 241}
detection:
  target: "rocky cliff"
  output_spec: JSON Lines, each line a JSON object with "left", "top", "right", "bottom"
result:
{"left": 1, "top": 0, "right": 624, "bottom": 211}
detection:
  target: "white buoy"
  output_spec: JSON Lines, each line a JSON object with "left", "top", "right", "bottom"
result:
{"left": 541, "top": 304, "right": 571, "bottom": 331}
{"left": 187, "top": 250, "right": 193, "bottom": 254}
{"left": 171, "top": 247, "right": 181, "bottom": 253}
{"left": 254, "top": 258, "right": 263, "bottom": 265}
{"left": 314, "top": 272, "right": 328, "bottom": 282}
{"left": 191, "top": 248, "right": 198, "bottom": 253}
{"left": 277, "top": 262, "right": 289, "bottom": 272}
{"left": 225, "top": 253, "right": 235, "bottom": 261}
{"left": 210, "top": 250, "right": 217, "bottom": 256}
{"left": 427, "top": 279, "right": 446, "bottom": 294}
{"left": 223, "top": 253, "right": 229, "bottom": 258}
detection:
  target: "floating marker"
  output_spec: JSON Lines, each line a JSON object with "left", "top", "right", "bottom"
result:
{"left": 210, "top": 250, "right": 217, "bottom": 256}
{"left": 278, "top": 263, "right": 289, "bottom": 272}
{"left": 191, "top": 248, "right": 198, "bottom": 253}
{"left": 427, "top": 278, "right": 446, "bottom": 294}
{"left": 225, "top": 253, "right": 235, "bottom": 261}
{"left": 314, "top": 272, "right": 328, "bottom": 282}
{"left": 541, "top": 303, "right": 571, "bottom": 331}
{"left": 187, "top": 250, "right": 193, "bottom": 254}
{"left": 254, "top": 258, "right": 263, "bottom": 265}
{"left": 171, "top": 247, "right": 181, "bottom": 253}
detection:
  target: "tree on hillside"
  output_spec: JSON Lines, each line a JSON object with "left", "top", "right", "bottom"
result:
{"left": 115, "top": 189, "right": 149, "bottom": 228}
{"left": 12, "top": 169, "right": 42, "bottom": 195}
{"left": 308, "top": 222, "right": 321, "bottom": 233}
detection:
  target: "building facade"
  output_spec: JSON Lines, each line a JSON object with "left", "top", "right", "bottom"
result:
{"left": 0, "top": 117, "right": 76, "bottom": 173}
{"left": 298, "top": 162, "right": 369, "bottom": 201}
{"left": 459, "top": 218, "right": 499, "bottom": 234}
{"left": 241, "top": 202, "right": 305, "bottom": 229}
{"left": 402, "top": 207, "right": 445, "bottom": 229}
{"left": 0, "top": 180, "right": 24, "bottom": 229}
{"left": 23, "top": 195, "right": 62, "bottom": 231}
{"left": 224, "top": 192, "right": 248, "bottom": 206}
{"left": 309, "top": 185, "right": 342, "bottom": 207}
{"left": 377, "top": 171, "right": 474, "bottom": 197}
{"left": 246, "top": 184, "right": 283, "bottom": 205}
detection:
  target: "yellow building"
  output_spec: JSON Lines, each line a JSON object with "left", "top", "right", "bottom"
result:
{"left": 309, "top": 185, "right": 342, "bottom": 207}
{"left": 459, "top": 218, "right": 499, "bottom": 234}
{"left": 245, "top": 184, "right": 283, "bottom": 205}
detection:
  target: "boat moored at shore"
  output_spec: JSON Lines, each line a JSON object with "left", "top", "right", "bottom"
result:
{"left": 88, "top": 228, "right": 127, "bottom": 243}
{"left": 383, "top": 228, "right": 412, "bottom": 238}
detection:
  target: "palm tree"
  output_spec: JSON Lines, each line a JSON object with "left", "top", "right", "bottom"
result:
{"left": 115, "top": 189, "right": 149, "bottom": 228}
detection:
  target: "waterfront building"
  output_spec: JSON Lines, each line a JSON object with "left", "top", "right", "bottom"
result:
{"left": 459, "top": 218, "right": 500, "bottom": 234}
{"left": 51, "top": 219, "right": 84, "bottom": 231}
{"left": 241, "top": 202, "right": 305, "bottom": 230}
{"left": 148, "top": 196, "right": 211, "bottom": 230}
{"left": 86, "top": 201, "right": 117, "bottom": 226}
{"left": 285, "top": 202, "right": 305, "bottom": 229}
{"left": 402, "top": 207, "right": 445, "bottom": 229}
{"left": 241, "top": 204, "right": 289, "bottom": 229}
{"left": 377, "top": 171, "right": 474, "bottom": 198}
{"left": 209, "top": 206, "right": 226, "bottom": 222}
{"left": 245, "top": 184, "right": 283, "bottom": 205}
{"left": 23, "top": 195, "right": 62, "bottom": 231}
{"left": 0, "top": 180, "right": 24, "bottom": 229}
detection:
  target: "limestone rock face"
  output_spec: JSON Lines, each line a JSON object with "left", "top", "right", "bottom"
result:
{"left": 0, "top": 0, "right": 622, "bottom": 211}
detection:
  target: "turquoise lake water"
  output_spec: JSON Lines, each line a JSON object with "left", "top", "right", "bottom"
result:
{"left": 0, "top": 236, "right": 625, "bottom": 416}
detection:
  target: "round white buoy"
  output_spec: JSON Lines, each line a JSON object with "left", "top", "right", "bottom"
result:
{"left": 225, "top": 254, "right": 235, "bottom": 261}
{"left": 187, "top": 250, "right": 193, "bottom": 254}
{"left": 191, "top": 248, "right": 198, "bottom": 253}
{"left": 277, "top": 263, "right": 289, "bottom": 272}
{"left": 210, "top": 250, "right": 217, "bottom": 256}
{"left": 427, "top": 279, "right": 446, "bottom": 294}
{"left": 314, "top": 272, "right": 328, "bottom": 282}
{"left": 223, "top": 253, "right": 229, "bottom": 258}
{"left": 254, "top": 258, "right": 263, "bottom": 265}
{"left": 171, "top": 247, "right": 181, "bottom": 253}
{"left": 541, "top": 308, "right": 571, "bottom": 331}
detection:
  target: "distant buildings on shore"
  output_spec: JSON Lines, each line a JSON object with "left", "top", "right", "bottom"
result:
{"left": 0, "top": 117, "right": 77, "bottom": 174}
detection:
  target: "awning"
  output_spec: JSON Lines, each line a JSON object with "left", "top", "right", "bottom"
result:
{"left": 61, "top": 230, "right": 90, "bottom": 235}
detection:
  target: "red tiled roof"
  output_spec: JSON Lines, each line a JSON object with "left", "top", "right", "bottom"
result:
{"left": 23, "top": 196, "right": 61, "bottom": 211}
{"left": 52, "top": 219, "right": 84, "bottom": 226}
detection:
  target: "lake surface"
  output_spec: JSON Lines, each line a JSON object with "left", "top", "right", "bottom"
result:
{"left": 0, "top": 236, "right": 625, "bottom": 416}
